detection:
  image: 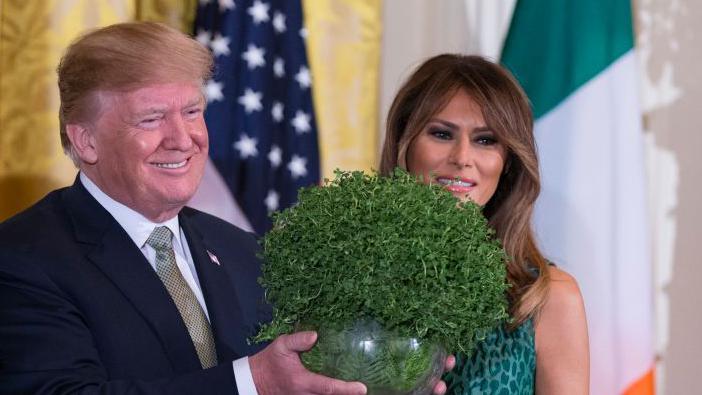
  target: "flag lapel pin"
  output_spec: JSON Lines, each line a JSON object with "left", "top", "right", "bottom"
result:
{"left": 207, "top": 250, "right": 221, "bottom": 266}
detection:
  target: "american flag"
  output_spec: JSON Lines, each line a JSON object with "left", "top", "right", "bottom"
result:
{"left": 194, "top": 0, "right": 320, "bottom": 235}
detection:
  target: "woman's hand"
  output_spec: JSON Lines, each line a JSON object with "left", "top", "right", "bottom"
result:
{"left": 431, "top": 354, "right": 456, "bottom": 395}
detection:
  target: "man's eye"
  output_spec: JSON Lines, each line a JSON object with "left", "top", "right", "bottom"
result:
{"left": 429, "top": 129, "right": 452, "bottom": 140}
{"left": 137, "top": 116, "right": 163, "bottom": 128}
{"left": 183, "top": 108, "right": 203, "bottom": 120}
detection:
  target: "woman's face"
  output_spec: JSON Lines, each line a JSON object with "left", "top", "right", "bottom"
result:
{"left": 406, "top": 89, "right": 507, "bottom": 206}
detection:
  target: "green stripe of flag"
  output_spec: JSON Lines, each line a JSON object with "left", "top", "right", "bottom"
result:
{"left": 501, "top": 0, "right": 634, "bottom": 118}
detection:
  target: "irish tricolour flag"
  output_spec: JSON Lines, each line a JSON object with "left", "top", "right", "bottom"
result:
{"left": 501, "top": 1, "right": 654, "bottom": 394}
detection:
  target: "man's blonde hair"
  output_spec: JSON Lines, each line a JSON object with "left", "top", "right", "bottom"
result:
{"left": 57, "top": 22, "right": 213, "bottom": 164}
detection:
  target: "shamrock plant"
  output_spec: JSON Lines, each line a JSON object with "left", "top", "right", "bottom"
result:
{"left": 255, "top": 169, "right": 509, "bottom": 354}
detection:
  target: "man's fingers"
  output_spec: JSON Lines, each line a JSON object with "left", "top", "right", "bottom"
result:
{"left": 281, "top": 331, "right": 318, "bottom": 353}
{"left": 307, "top": 374, "right": 367, "bottom": 395}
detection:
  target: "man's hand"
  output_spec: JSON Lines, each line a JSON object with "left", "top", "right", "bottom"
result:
{"left": 249, "top": 331, "right": 367, "bottom": 395}
{"left": 249, "top": 331, "right": 455, "bottom": 395}
{"left": 431, "top": 354, "right": 456, "bottom": 395}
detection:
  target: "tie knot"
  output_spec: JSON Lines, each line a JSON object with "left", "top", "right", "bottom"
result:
{"left": 146, "top": 226, "right": 174, "bottom": 251}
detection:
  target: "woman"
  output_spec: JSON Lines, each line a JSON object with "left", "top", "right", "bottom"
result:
{"left": 380, "top": 54, "right": 589, "bottom": 394}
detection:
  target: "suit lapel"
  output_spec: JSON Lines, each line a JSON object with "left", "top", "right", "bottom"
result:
{"left": 179, "top": 213, "right": 250, "bottom": 361}
{"left": 63, "top": 178, "right": 202, "bottom": 372}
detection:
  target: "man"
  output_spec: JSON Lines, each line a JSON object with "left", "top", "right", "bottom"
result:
{"left": 0, "top": 22, "right": 452, "bottom": 394}
{"left": 0, "top": 22, "right": 369, "bottom": 395}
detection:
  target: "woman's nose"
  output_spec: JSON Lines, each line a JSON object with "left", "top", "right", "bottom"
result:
{"left": 447, "top": 138, "right": 473, "bottom": 168}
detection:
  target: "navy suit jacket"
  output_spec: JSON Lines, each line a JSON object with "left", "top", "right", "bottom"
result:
{"left": 0, "top": 178, "right": 270, "bottom": 394}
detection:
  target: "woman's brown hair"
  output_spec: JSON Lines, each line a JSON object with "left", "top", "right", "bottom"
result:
{"left": 380, "top": 54, "right": 549, "bottom": 326}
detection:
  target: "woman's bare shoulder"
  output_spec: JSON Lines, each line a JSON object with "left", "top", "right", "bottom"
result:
{"left": 537, "top": 265, "right": 586, "bottom": 336}
{"left": 545, "top": 266, "right": 583, "bottom": 306}
{"left": 534, "top": 265, "right": 589, "bottom": 394}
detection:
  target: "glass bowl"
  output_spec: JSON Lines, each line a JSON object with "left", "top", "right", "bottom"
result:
{"left": 300, "top": 319, "right": 446, "bottom": 395}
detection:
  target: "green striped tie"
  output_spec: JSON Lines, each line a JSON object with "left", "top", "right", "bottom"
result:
{"left": 146, "top": 226, "right": 217, "bottom": 369}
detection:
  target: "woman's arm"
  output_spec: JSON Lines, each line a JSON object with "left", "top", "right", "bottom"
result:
{"left": 534, "top": 266, "right": 589, "bottom": 394}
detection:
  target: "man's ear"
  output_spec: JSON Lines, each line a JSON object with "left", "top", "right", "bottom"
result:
{"left": 65, "top": 124, "right": 98, "bottom": 164}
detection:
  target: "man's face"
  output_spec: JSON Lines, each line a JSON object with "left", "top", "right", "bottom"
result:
{"left": 85, "top": 82, "right": 208, "bottom": 221}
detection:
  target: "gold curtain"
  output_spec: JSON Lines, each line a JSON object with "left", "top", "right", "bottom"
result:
{"left": 303, "top": 0, "right": 382, "bottom": 178}
{"left": 134, "top": 0, "right": 197, "bottom": 32}
{"left": 0, "top": 1, "right": 132, "bottom": 220}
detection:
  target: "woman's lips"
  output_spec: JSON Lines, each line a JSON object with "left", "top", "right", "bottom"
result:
{"left": 436, "top": 176, "right": 476, "bottom": 193}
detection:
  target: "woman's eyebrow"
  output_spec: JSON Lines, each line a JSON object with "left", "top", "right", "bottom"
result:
{"left": 428, "top": 118, "right": 492, "bottom": 133}
{"left": 427, "top": 119, "right": 459, "bottom": 129}
{"left": 473, "top": 126, "right": 493, "bottom": 132}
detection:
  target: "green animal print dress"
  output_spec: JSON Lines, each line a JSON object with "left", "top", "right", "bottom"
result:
{"left": 443, "top": 319, "right": 535, "bottom": 395}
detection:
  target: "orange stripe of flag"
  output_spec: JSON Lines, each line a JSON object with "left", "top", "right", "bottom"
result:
{"left": 622, "top": 368, "right": 655, "bottom": 395}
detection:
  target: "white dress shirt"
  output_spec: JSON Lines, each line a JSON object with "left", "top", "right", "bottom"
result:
{"left": 80, "top": 173, "right": 258, "bottom": 395}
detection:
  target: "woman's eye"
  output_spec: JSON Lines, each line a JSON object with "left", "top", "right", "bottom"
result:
{"left": 429, "top": 129, "right": 452, "bottom": 140}
{"left": 475, "top": 135, "right": 497, "bottom": 145}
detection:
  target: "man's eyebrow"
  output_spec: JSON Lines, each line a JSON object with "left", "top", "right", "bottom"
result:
{"left": 133, "top": 106, "right": 168, "bottom": 117}
{"left": 184, "top": 96, "right": 205, "bottom": 107}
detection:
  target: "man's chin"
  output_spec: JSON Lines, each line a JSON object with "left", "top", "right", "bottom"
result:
{"left": 164, "top": 191, "right": 198, "bottom": 208}
{"left": 145, "top": 188, "right": 199, "bottom": 213}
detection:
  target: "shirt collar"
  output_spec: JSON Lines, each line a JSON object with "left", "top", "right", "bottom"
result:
{"left": 80, "top": 172, "right": 182, "bottom": 249}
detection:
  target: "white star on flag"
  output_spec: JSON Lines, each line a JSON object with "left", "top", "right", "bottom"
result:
{"left": 238, "top": 88, "right": 263, "bottom": 113}
{"left": 271, "top": 101, "right": 284, "bottom": 122}
{"left": 205, "top": 79, "right": 224, "bottom": 103}
{"left": 273, "top": 57, "right": 285, "bottom": 78}
{"left": 273, "top": 12, "right": 286, "bottom": 33}
{"left": 195, "top": 29, "right": 211, "bottom": 47}
{"left": 268, "top": 145, "right": 282, "bottom": 167}
{"left": 233, "top": 134, "right": 258, "bottom": 158}
{"left": 242, "top": 44, "right": 266, "bottom": 70}
{"left": 210, "top": 33, "right": 231, "bottom": 57}
{"left": 299, "top": 27, "right": 308, "bottom": 39}
{"left": 291, "top": 110, "right": 311, "bottom": 134}
{"left": 295, "top": 66, "right": 311, "bottom": 89}
{"left": 247, "top": 0, "right": 270, "bottom": 24}
{"left": 194, "top": 0, "right": 320, "bottom": 234}
{"left": 287, "top": 155, "right": 308, "bottom": 179}
{"left": 264, "top": 190, "right": 280, "bottom": 212}
{"left": 218, "top": 0, "right": 235, "bottom": 11}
